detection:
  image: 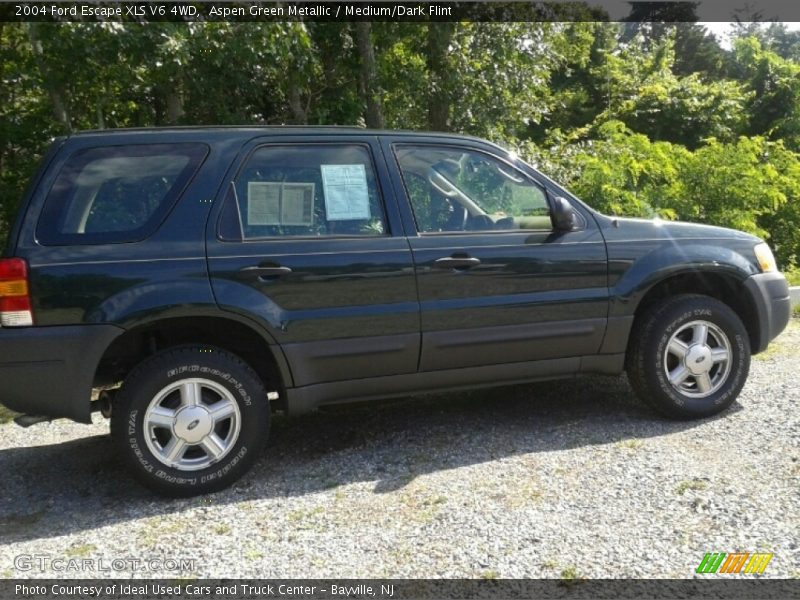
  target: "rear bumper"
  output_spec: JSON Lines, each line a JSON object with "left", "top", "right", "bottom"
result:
{"left": 0, "top": 324, "right": 122, "bottom": 423}
{"left": 744, "top": 272, "right": 791, "bottom": 354}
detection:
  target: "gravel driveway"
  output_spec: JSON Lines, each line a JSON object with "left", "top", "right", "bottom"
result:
{"left": 1, "top": 319, "right": 798, "bottom": 580}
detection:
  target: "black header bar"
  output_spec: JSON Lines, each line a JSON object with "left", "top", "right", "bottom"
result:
{"left": 2, "top": 1, "right": 800, "bottom": 23}
{"left": 4, "top": 579, "right": 800, "bottom": 600}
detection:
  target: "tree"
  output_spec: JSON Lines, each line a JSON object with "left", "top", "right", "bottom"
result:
{"left": 0, "top": 19, "right": 798, "bottom": 270}
{"left": 426, "top": 22, "right": 457, "bottom": 130}
{"left": 355, "top": 21, "right": 385, "bottom": 128}
{"left": 734, "top": 37, "right": 800, "bottom": 150}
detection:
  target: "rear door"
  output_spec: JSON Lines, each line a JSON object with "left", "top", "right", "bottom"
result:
{"left": 206, "top": 136, "right": 420, "bottom": 387}
{"left": 382, "top": 136, "right": 609, "bottom": 372}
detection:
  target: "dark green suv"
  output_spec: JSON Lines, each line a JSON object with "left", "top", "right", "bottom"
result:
{"left": 0, "top": 127, "right": 791, "bottom": 496}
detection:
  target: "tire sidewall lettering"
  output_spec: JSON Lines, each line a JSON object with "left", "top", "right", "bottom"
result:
{"left": 114, "top": 348, "right": 268, "bottom": 494}
{"left": 646, "top": 300, "right": 749, "bottom": 415}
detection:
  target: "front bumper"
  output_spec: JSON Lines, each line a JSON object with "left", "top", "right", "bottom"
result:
{"left": 0, "top": 324, "right": 122, "bottom": 423}
{"left": 744, "top": 272, "right": 791, "bottom": 354}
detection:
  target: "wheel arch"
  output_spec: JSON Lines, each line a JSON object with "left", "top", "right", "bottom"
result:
{"left": 93, "top": 315, "right": 293, "bottom": 408}
{"left": 629, "top": 270, "right": 761, "bottom": 355}
{"left": 612, "top": 243, "right": 762, "bottom": 355}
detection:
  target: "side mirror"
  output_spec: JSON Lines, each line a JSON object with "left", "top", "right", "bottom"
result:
{"left": 551, "top": 196, "right": 577, "bottom": 231}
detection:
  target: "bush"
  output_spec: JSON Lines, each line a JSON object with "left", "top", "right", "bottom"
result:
{"left": 521, "top": 121, "right": 800, "bottom": 269}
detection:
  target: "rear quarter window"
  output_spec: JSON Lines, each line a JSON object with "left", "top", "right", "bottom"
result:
{"left": 37, "top": 143, "right": 207, "bottom": 245}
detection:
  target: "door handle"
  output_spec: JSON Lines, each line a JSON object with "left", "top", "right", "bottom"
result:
{"left": 239, "top": 265, "right": 293, "bottom": 279}
{"left": 433, "top": 256, "right": 481, "bottom": 270}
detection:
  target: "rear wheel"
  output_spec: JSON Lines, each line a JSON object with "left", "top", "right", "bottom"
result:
{"left": 110, "top": 346, "right": 270, "bottom": 496}
{"left": 627, "top": 294, "right": 750, "bottom": 419}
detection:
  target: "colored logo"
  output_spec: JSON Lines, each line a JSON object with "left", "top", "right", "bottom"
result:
{"left": 696, "top": 552, "right": 773, "bottom": 574}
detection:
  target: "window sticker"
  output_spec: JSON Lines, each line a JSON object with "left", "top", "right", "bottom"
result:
{"left": 247, "top": 181, "right": 314, "bottom": 226}
{"left": 280, "top": 183, "right": 315, "bottom": 226}
{"left": 320, "top": 164, "right": 371, "bottom": 221}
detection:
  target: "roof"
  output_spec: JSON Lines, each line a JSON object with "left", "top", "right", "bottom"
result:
{"left": 70, "top": 125, "right": 486, "bottom": 141}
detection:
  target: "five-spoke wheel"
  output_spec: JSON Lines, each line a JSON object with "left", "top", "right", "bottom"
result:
{"left": 627, "top": 294, "right": 750, "bottom": 419}
{"left": 663, "top": 320, "right": 732, "bottom": 398}
{"left": 111, "top": 346, "right": 270, "bottom": 497}
{"left": 144, "top": 378, "right": 242, "bottom": 471}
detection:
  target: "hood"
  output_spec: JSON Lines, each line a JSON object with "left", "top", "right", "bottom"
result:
{"left": 601, "top": 215, "right": 762, "bottom": 244}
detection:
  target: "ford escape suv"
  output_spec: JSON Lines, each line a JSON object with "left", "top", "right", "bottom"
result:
{"left": 0, "top": 127, "right": 791, "bottom": 496}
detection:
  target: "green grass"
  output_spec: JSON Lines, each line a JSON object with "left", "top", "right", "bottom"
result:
{"left": 784, "top": 266, "right": 800, "bottom": 287}
{"left": 559, "top": 565, "right": 585, "bottom": 587}
{"left": 0, "top": 406, "right": 17, "bottom": 424}
{"left": 615, "top": 438, "right": 644, "bottom": 450}
{"left": 65, "top": 543, "right": 97, "bottom": 558}
{"left": 287, "top": 506, "right": 325, "bottom": 523}
{"left": 675, "top": 479, "right": 707, "bottom": 495}
{"left": 243, "top": 549, "right": 264, "bottom": 561}
{"left": 754, "top": 331, "right": 792, "bottom": 360}
{"left": 754, "top": 317, "right": 798, "bottom": 360}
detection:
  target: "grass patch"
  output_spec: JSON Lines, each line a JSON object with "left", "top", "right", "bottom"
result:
{"left": 784, "top": 266, "right": 800, "bottom": 287}
{"left": 615, "top": 438, "right": 644, "bottom": 450}
{"left": 65, "top": 543, "right": 97, "bottom": 558}
{"left": 287, "top": 506, "right": 325, "bottom": 523}
{"left": 214, "top": 524, "right": 231, "bottom": 535}
{"left": 558, "top": 565, "right": 585, "bottom": 588}
{"left": 138, "top": 517, "right": 187, "bottom": 547}
{"left": 0, "top": 406, "right": 18, "bottom": 425}
{"left": 675, "top": 479, "right": 707, "bottom": 495}
{"left": 504, "top": 480, "right": 544, "bottom": 508}
{"left": 398, "top": 489, "right": 448, "bottom": 522}
{"left": 754, "top": 317, "right": 797, "bottom": 360}
{"left": 243, "top": 549, "right": 264, "bottom": 561}
{"left": 560, "top": 566, "right": 581, "bottom": 580}
{"left": 754, "top": 337, "right": 791, "bottom": 361}
{"left": 480, "top": 569, "right": 500, "bottom": 580}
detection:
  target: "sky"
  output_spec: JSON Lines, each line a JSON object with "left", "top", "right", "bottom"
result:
{"left": 700, "top": 21, "right": 800, "bottom": 49}
{"left": 605, "top": 0, "right": 800, "bottom": 22}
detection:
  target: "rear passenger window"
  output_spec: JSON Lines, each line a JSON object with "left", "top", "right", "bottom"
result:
{"left": 222, "top": 144, "right": 387, "bottom": 239}
{"left": 37, "top": 144, "right": 207, "bottom": 245}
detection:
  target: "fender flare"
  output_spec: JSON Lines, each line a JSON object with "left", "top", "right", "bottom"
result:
{"left": 610, "top": 243, "right": 759, "bottom": 318}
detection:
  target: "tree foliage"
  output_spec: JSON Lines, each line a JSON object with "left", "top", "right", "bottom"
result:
{"left": 1, "top": 20, "right": 799, "bottom": 270}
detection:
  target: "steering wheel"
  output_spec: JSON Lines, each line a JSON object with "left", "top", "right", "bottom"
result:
{"left": 445, "top": 202, "right": 469, "bottom": 231}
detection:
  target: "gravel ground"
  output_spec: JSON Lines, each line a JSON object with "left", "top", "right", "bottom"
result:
{"left": 0, "top": 319, "right": 798, "bottom": 580}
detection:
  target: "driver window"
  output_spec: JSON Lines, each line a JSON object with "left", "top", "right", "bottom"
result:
{"left": 394, "top": 145, "right": 551, "bottom": 233}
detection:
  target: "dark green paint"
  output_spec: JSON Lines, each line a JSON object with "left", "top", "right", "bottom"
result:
{"left": 0, "top": 127, "right": 789, "bottom": 422}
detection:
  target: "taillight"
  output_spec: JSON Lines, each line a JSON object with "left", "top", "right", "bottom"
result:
{"left": 0, "top": 258, "right": 33, "bottom": 327}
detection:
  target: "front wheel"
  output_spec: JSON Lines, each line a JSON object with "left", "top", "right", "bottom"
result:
{"left": 627, "top": 295, "right": 751, "bottom": 419}
{"left": 110, "top": 346, "right": 270, "bottom": 496}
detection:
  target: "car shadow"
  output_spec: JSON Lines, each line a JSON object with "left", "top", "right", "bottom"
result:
{"left": 0, "top": 374, "right": 740, "bottom": 544}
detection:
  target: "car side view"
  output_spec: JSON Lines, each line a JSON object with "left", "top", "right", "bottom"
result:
{"left": 0, "top": 127, "right": 791, "bottom": 496}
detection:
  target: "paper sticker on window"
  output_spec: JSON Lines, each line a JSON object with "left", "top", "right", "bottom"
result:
{"left": 321, "top": 164, "right": 371, "bottom": 221}
{"left": 247, "top": 182, "right": 314, "bottom": 226}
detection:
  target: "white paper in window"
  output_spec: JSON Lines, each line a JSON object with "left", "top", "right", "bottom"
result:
{"left": 320, "top": 164, "right": 371, "bottom": 221}
{"left": 247, "top": 182, "right": 281, "bottom": 225}
{"left": 280, "top": 183, "right": 315, "bottom": 226}
{"left": 247, "top": 181, "right": 314, "bottom": 226}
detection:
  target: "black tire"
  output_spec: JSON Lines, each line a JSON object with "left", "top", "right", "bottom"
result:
{"left": 110, "top": 345, "right": 270, "bottom": 497}
{"left": 627, "top": 294, "right": 750, "bottom": 419}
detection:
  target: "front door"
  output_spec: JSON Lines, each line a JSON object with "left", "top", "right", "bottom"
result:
{"left": 207, "top": 137, "right": 419, "bottom": 387}
{"left": 384, "top": 138, "right": 609, "bottom": 372}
